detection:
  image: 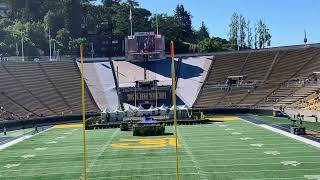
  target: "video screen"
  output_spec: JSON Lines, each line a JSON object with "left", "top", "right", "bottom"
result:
{"left": 136, "top": 33, "right": 155, "bottom": 53}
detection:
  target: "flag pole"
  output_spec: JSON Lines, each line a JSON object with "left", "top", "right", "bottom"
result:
{"left": 80, "top": 44, "right": 88, "bottom": 180}
{"left": 171, "top": 41, "right": 179, "bottom": 180}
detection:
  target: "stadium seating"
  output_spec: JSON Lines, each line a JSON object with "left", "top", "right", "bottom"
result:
{"left": 0, "top": 60, "right": 98, "bottom": 119}
{"left": 194, "top": 45, "right": 320, "bottom": 109}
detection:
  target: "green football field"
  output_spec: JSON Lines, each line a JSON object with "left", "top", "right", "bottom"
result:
{"left": 1, "top": 119, "right": 320, "bottom": 180}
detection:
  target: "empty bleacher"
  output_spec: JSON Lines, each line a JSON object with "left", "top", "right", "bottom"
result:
{"left": 194, "top": 45, "right": 320, "bottom": 109}
{"left": 0, "top": 60, "right": 98, "bottom": 119}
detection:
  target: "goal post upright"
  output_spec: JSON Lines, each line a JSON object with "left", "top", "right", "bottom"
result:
{"left": 171, "top": 41, "right": 180, "bottom": 180}
{"left": 80, "top": 44, "right": 88, "bottom": 180}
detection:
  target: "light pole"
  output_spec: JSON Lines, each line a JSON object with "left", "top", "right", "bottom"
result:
{"left": 48, "top": 28, "right": 52, "bottom": 61}
{"left": 21, "top": 32, "right": 24, "bottom": 61}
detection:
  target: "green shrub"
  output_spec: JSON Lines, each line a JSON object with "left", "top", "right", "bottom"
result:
{"left": 133, "top": 124, "right": 165, "bottom": 136}
{"left": 85, "top": 116, "right": 100, "bottom": 126}
{"left": 120, "top": 122, "right": 129, "bottom": 131}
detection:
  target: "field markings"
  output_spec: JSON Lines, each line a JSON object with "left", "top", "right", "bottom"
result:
{"left": 179, "top": 131, "right": 207, "bottom": 180}
{"left": 21, "top": 154, "right": 35, "bottom": 159}
{"left": 1, "top": 148, "right": 317, "bottom": 164}
{"left": 236, "top": 177, "right": 308, "bottom": 180}
{"left": 0, "top": 127, "right": 52, "bottom": 151}
{"left": 87, "top": 128, "right": 120, "bottom": 171}
{"left": 1, "top": 157, "right": 320, "bottom": 173}
{"left": 280, "top": 161, "right": 301, "bottom": 167}
{"left": 2, "top": 162, "right": 320, "bottom": 178}
{"left": 259, "top": 124, "right": 320, "bottom": 149}
{"left": 250, "top": 143, "right": 264, "bottom": 147}
{"left": 0, "top": 171, "right": 198, "bottom": 179}
{"left": 34, "top": 147, "right": 48, "bottom": 151}
{"left": 0, "top": 137, "right": 301, "bottom": 151}
{"left": 3, "top": 163, "right": 20, "bottom": 169}
{"left": 0, "top": 142, "right": 314, "bottom": 160}
{"left": 264, "top": 151, "right": 280, "bottom": 155}
{"left": 47, "top": 141, "right": 57, "bottom": 144}
{"left": 242, "top": 119, "right": 320, "bottom": 149}
{"left": 55, "top": 136, "right": 65, "bottom": 139}
{"left": 202, "top": 167, "right": 320, "bottom": 174}
{"left": 240, "top": 137, "right": 254, "bottom": 140}
{"left": 304, "top": 175, "right": 320, "bottom": 179}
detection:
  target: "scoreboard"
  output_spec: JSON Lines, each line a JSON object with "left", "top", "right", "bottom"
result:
{"left": 125, "top": 32, "right": 165, "bottom": 61}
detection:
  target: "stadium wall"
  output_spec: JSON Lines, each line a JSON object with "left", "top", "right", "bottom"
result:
{"left": 195, "top": 108, "right": 274, "bottom": 116}
{"left": 0, "top": 113, "right": 99, "bottom": 131}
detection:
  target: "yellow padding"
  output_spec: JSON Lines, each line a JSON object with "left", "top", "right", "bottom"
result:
{"left": 53, "top": 124, "right": 83, "bottom": 128}
{"left": 207, "top": 117, "right": 240, "bottom": 121}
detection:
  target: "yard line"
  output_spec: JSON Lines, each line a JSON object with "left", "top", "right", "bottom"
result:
{"left": 203, "top": 167, "right": 320, "bottom": 174}
{"left": 88, "top": 128, "right": 119, "bottom": 171}
{"left": 235, "top": 177, "right": 306, "bottom": 180}
{"left": 0, "top": 143, "right": 315, "bottom": 159}
{"left": 1, "top": 148, "right": 318, "bottom": 165}
{"left": 179, "top": 132, "right": 208, "bottom": 180}
{"left": 2, "top": 157, "right": 320, "bottom": 173}
{"left": 0, "top": 166, "right": 199, "bottom": 177}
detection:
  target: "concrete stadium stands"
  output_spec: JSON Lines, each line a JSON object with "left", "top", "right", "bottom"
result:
{"left": 0, "top": 60, "right": 98, "bottom": 119}
{"left": 194, "top": 45, "right": 320, "bottom": 109}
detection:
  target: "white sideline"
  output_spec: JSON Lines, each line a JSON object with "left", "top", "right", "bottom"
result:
{"left": 259, "top": 124, "right": 320, "bottom": 149}
{"left": 0, "top": 127, "right": 51, "bottom": 151}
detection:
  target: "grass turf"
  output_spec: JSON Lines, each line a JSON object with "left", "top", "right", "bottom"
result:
{"left": 0, "top": 120, "right": 320, "bottom": 179}
{"left": 255, "top": 115, "right": 320, "bottom": 132}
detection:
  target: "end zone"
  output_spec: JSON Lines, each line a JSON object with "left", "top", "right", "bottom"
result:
{"left": 207, "top": 116, "right": 240, "bottom": 121}
{"left": 53, "top": 124, "right": 82, "bottom": 129}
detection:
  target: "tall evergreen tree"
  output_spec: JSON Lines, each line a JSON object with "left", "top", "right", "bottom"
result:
{"left": 246, "top": 20, "right": 253, "bottom": 49}
{"left": 256, "top": 19, "right": 271, "bottom": 48}
{"left": 254, "top": 24, "right": 258, "bottom": 49}
{"left": 239, "top": 15, "right": 247, "bottom": 49}
{"left": 174, "top": 4, "right": 194, "bottom": 42}
{"left": 229, "top": 12, "right": 239, "bottom": 50}
{"left": 196, "top": 21, "right": 210, "bottom": 42}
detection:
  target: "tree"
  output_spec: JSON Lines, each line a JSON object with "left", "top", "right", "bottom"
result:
{"left": 254, "top": 24, "right": 258, "bottom": 49}
{"left": 44, "top": 11, "right": 65, "bottom": 37}
{"left": 25, "top": 22, "right": 48, "bottom": 55}
{"left": 112, "top": 2, "right": 151, "bottom": 38}
{"left": 174, "top": 4, "right": 194, "bottom": 42}
{"left": 256, "top": 19, "right": 271, "bottom": 48}
{"left": 198, "top": 37, "right": 229, "bottom": 52}
{"left": 56, "top": 28, "right": 72, "bottom": 54}
{"left": 151, "top": 13, "right": 185, "bottom": 52}
{"left": 229, "top": 13, "right": 239, "bottom": 50}
{"left": 195, "top": 21, "right": 210, "bottom": 42}
{"left": 246, "top": 20, "right": 253, "bottom": 49}
{"left": 239, "top": 15, "right": 247, "bottom": 49}
{"left": 68, "top": 37, "right": 89, "bottom": 55}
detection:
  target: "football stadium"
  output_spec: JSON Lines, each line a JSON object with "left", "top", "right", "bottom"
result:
{"left": 0, "top": 0, "right": 320, "bottom": 180}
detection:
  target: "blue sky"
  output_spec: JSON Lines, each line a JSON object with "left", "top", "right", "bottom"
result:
{"left": 96, "top": 0, "right": 320, "bottom": 47}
